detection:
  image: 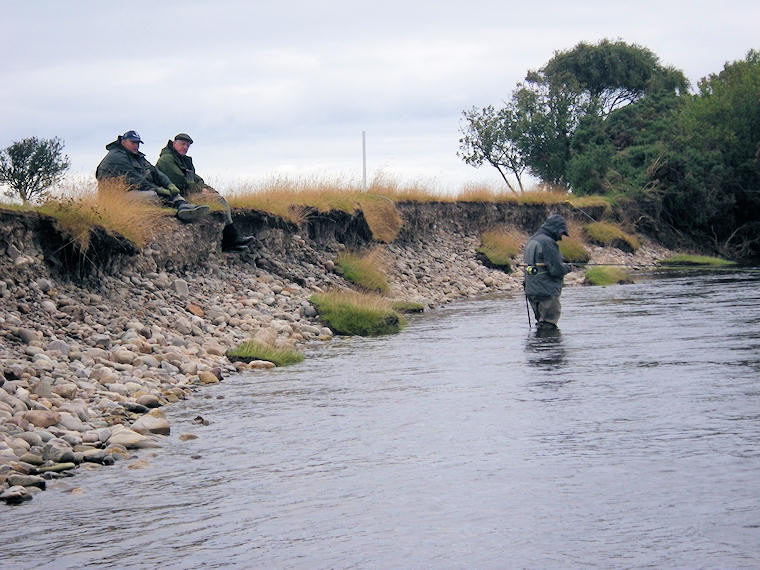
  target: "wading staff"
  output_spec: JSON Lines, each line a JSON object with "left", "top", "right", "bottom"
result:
{"left": 525, "top": 293, "right": 532, "bottom": 328}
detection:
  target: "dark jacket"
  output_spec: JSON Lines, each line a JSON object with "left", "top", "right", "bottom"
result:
{"left": 96, "top": 138, "right": 175, "bottom": 198}
{"left": 523, "top": 214, "right": 572, "bottom": 298}
{"left": 155, "top": 142, "right": 211, "bottom": 196}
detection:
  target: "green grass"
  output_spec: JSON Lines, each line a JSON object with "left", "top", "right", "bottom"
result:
{"left": 559, "top": 237, "right": 591, "bottom": 263}
{"left": 336, "top": 250, "right": 390, "bottom": 293}
{"left": 584, "top": 266, "right": 633, "bottom": 286}
{"left": 225, "top": 340, "right": 304, "bottom": 366}
{"left": 476, "top": 229, "right": 522, "bottom": 270}
{"left": 390, "top": 300, "right": 425, "bottom": 313}
{"left": 658, "top": 254, "right": 736, "bottom": 267}
{"left": 583, "top": 221, "right": 640, "bottom": 252}
{"left": 310, "top": 290, "right": 405, "bottom": 336}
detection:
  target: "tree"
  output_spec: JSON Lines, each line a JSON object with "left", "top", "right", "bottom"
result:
{"left": 0, "top": 137, "right": 70, "bottom": 204}
{"left": 654, "top": 50, "right": 760, "bottom": 258}
{"left": 458, "top": 105, "right": 526, "bottom": 193}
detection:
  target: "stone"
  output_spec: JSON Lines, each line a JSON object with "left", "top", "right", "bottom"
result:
{"left": 36, "top": 462, "right": 76, "bottom": 474}
{"left": 8, "top": 473, "right": 47, "bottom": 489}
{"left": 43, "top": 439, "right": 76, "bottom": 463}
{"left": 136, "top": 394, "right": 162, "bottom": 408}
{"left": 108, "top": 426, "right": 161, "bottom": 449}
{"left": 24, "top": 410, "right": 61, "bottom": 428}
{"left": 173, "top": 279, "right": 190, "bottom": 297}
{"left": 197, "top": 371, "right": 220, "bottom": 384}
{"left": 0, "top": 485, "right": 33, "bottom": 504}
{"left": 131, "top": 409, "right": 170, "bottom": 435}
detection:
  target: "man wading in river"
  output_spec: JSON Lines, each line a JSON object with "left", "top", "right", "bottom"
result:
{"left": 523, "top": 214, "right": 572, "bottom": 332}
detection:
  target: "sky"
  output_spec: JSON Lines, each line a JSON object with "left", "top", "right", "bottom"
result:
{"left": 1, "top": 0, "right": 758, "bottom": 195}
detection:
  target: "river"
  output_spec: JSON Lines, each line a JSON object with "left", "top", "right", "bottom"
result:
{"left": 2, "top": 270, "right": 759, "bottom": 569}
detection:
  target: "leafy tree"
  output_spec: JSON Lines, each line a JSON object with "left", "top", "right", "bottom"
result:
{"left": 654, "top": 50, "right": 760, "bottom": 258}
{"left": 0, "top": 137, "right": 70, "bottom": 204}
{"left": 458, "top": 105, "right": 526, "bottom": 193}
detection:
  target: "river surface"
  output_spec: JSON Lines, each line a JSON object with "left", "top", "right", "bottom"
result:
{"left": 2, "top": 270, "right": 760, "bottom": 569}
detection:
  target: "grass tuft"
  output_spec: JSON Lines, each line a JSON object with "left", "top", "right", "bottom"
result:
{"left": 584, "top": 266, "right": 633, "bottom": 286}
{"left": 583, "top": 221, "right": 640, "bottom": 252}
{"left": 225, "top": 339, "right": 304, "bottom": 366}
{"left": 476, "top": 229, "right": 523, "bottom": 270}
{"left": 559, "top": 237, "right": 591, "bottom": 263}
{"left": 310, "top": 289, "right": 405, "bottom": 336}
{"left": 658, "top": 254, "right": 736, "bottom": 267}
{"left": 336, "top": 249, "right": 390, "bottom": 293}
{"left": 37, "top": 179, "right": 164, "bottom": 251}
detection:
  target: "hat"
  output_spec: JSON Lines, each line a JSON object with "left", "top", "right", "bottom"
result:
{"left": 174, "top": 133, "right": 194, "bottom": 144}
{"left": 121, "top": 130, "right": 143, "bottom": 143}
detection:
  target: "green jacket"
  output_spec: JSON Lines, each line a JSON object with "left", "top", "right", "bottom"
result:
{"left": 95, "top": 138, "right": 175, "bottom": 198}
{"left": 155, "top": 141, "right": 212, "bottom": 196}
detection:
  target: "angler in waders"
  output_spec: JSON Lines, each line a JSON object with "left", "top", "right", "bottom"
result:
{"left": 523, "top": 214, "right": 572, "bottom": 332}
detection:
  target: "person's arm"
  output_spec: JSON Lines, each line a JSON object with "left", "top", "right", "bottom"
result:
{"left": 155, "top": 154, "right": 188, "bottom": 192}
{"left": 543, "top": 239, "right": 571, "bottom": 278}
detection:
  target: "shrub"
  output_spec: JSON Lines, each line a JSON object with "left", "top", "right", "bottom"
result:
{"left": 310, "top": 290, "right": 405, "bottom": 336}
{"left": 336, "top": 249, "right": 390, "bottom": 293}
{"left": 0, "top": 136, "right": 70, "bottom": 204}
{"left": 477, "top": 229, "right": 522, "bottom": 270}
{"left": 559, "top": 237, "right": 591, "bottom": 263}
{"left": 583, "top": 221, "right": 640, "bottom": 252}
{"left": 658, "top": 254, "right": 736, "bottom": 267}
{"left": 584, "top": 266, "right": 633, "bottom": 286}
{"left": 226, "top": 339, "right": 304, "bottom": 366}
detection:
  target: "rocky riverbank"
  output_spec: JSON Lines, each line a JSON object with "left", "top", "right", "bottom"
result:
{"left": 0, "top": 201, "right": 674, "bottom": 504}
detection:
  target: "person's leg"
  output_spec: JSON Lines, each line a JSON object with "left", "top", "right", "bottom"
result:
{"left": 536, "top": 296, "right": 561, "bottom": 328}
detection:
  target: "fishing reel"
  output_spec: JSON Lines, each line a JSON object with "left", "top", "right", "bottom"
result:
{"left": 525, "top": 265, "right": 539, "bottom": 275}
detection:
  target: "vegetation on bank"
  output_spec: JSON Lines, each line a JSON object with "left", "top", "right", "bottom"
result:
{"left": 658, "top": 254, "right": 736, "bottom": 267}
{"left": 584, "top": 266, "right": 633, "bottom": 286}
{"left": 226, "top": 339, "right": 304, "bottom": 366}
{"left": 459, "top": 40, "right": 760, "bottom": 261}
{"left": 335, "top": 249, "right": 390, "bottom": 293}
{"left": 476, "top": 229, "right": 523, "bottom": 270}
{"left": 309, "top": 290, "right": 405, "bottom": 336}
{"left": 558, "top": 235, "right": 591, "bottom": 263}
{"left": 583, "top": 221, "right": 640, "bottom": 253}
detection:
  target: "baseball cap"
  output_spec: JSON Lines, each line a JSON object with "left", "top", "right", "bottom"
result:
{"left": 122, "top": 130, "right": 143, "bottom": 143}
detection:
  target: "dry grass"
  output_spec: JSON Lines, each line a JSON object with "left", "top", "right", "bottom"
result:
{"left": 37, "top": 179, "right": 164, "bottom": 251}
{"left": 583, "top": 221, "right": 640, "bottom": 252}
{"left": 477, "top": 228, "right": 525, "bottom": 268}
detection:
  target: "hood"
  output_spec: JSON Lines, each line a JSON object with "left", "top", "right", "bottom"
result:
{"left": 159, "top": 140, "right": 176, "bottom": 157}
{"left": 541, "top": 214, "right": 569, "bottom": 240}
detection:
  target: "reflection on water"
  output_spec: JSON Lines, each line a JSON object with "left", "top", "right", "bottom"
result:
{"left": 525, "top": 329, "right": 566, "bottom": 370}
{"left": 2, "top": 270, "right": 760, "bottom": 569}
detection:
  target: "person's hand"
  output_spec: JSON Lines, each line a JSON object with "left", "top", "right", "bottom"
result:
{"left": 168, "top": 184, "right": 180, "bottom": 196}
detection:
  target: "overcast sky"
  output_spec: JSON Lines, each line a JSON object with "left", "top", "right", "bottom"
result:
{"left": 1, "top": 1, "right": 758, "bottom": 194}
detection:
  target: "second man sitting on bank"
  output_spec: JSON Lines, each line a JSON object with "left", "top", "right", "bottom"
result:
{"left": 156, "top": 133, "right": 254, "bottom": 252}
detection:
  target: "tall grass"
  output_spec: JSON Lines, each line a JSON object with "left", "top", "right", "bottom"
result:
{"left": 658, "top": 254, "right": 735, "bottom": 267}
{"left": 226, "top": 339, "right": 304, "bottom": 366}
{"left": 477, "top": 229, "right": 523, "bottom": 269}
{"left": 336, "top": 249, "right": 390, "bottom": 293}
{"left": 37, "top": 179, "right": 164, "bottom": 251}
{"left": 310, "top": 289, "right": 405, "bottom": 336}
{"left": 583, "top": 221, "right": 640, "bottom": 252}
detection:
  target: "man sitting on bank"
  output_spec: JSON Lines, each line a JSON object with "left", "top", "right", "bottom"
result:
{"left": 96, "top": 130, "right": 209, "bottom": 222}
{"left": 156, "top": 133, "right": 253, "bottom": 252}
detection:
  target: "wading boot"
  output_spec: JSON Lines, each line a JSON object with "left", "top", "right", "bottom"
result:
{"left": 222, "top": 224, "right": 254, "bottom": 252}
{"left": 176, "top": 200, "right": 210, "bottom": 222}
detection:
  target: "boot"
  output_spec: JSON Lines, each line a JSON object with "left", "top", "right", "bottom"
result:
{"left": 222, "top": 224, "right": 254, "bottom": 252}
{"left": 176, "top": 199, "right": 210, "bottom": 222}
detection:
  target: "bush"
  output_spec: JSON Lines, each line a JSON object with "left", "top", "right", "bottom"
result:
{"left": 0, "top": 137, "right": 70, "bottom": 204}
{"left": 584, "top": 266, "right": 633, "bottom": 286}
{"left": 226, "top": 340, "right": 304, "bottom": 366}
{"left": 336, "top": 249, "right": 390, "bottom": 293}
{"left": 583, "top": 221, "right": 640, "bottom": 252}
{"left": 310, "top": 290, "right": 405, "bottom": 336}
{"left": 476, "top": 229, "right": 522, "bottom": 270}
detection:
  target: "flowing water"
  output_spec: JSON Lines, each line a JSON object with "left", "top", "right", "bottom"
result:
{"left": 2, "top": 270, "right": 760, "bottom": 569}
